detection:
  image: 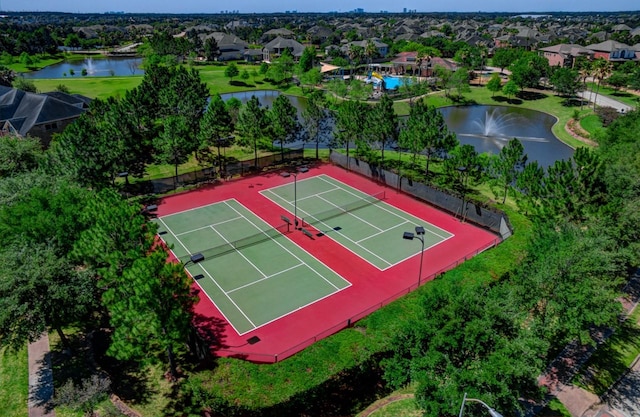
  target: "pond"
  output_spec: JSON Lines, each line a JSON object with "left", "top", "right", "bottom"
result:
{"left": 20, "top": 57, "right": 144, "bottom": 79}
{"left": 221, "top": 90, "right": 308, "bottom": 116}
{"left": 439, "top": 105, "right": 575, "bottom": 168}
{"left": 222, "top": 92, "right": 574, "bottom": 167}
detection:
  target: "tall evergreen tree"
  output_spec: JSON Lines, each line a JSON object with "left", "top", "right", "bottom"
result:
{"left": 366, "top": 94, "right": 398, "bottom": 168}
{"left": 105, "top": 248, "right": 195, "bottom": 380}
{"left": 197, "top": 93, "right": 234, "bottom": 174}
{"left": 301, "top": 90, "right": 329, "bottom": 160}
{"left": 491, "top": 138, "right": 527, "bottom": 204}
{"left": 153, "top": 115, "right": 194, "bottom": 185}
{"left": 236, "top": 96, "right": 269, "bottom": 167}
{"left": 269, "top": 94, "right": 301, "bottom": 161}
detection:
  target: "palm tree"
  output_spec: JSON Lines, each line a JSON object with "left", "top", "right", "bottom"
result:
{"left": 416, "top": 51, "right": 431, "bottom": 77}
{"left": 347, "top": 44, "right": 364, "bottom": 75}
{"left": 364, "top": 40, "right": 378, "bottom": 65}
{"left": 592, "top": 58, "right": 613, "bottom": 110}
{"left": 576, "top": 60, "right": 591, "bottom": 111}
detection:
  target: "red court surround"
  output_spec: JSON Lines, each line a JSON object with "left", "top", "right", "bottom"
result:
{"left": 156, "top": 163, "right": 500, "bottom": 363}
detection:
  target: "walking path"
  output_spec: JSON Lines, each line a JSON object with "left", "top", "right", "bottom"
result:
{"left": 535, "top": 272, "right": 640, "bottom": 417}
{"left": 577, "top": 91, "right": 633, "bottom": 113}
{"left": 28, "top": 334, "right": 55, "bottom": 417}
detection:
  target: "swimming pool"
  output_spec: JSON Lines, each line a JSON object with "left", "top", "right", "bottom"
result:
{"left": 383, "top": 76, "right": 409, "bottom": 90}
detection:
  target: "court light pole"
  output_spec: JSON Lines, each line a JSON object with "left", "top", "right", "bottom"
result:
{"left": 402, "top": 226, "right": 425, "bottom": 286}
{"left": 293, "top": 172, "right": 299, "bottom": 229}
{"left": 458, "top": 393, "right": 504, "bottom": 417}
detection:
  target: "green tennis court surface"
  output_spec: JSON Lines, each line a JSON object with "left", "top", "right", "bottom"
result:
{"left": 261, "top": 174, "right": 454, "bottom": 270}
{"left": 155, "top": 199, "right": 351, "bottom": 335}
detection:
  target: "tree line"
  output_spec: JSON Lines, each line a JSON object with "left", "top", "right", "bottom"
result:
{"left": 2, "top": 53, "right": 640, "bottom": 415}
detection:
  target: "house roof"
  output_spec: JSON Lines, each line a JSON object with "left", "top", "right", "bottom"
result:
{"left": 586, "top": 40, "right": 631, "bottom": 52}
{"left": 203, "top": 32, "right": 248, "bottom": 49}
{"left": 611, "top": 24, "right": 632, "bottom": 32}
{"left": 263, "top": 36, "right": 305, "bottom": 56}
{"left": 0, "top": 85, "right": 86, "bottom": 137}
{"left": 42, "top": 91, "right": 91, "bottom": 108}
{"left": 430, "top": 57, "right": 458, "bottom": 72}
{"left": 539, "top": 43, "right": 594, "bottom": 57}
{"left": 263, "top": 28, "right": 294, "bottom": 37}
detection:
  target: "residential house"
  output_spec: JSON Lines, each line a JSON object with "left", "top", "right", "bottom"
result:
{"left": 341, "top": 39, "right": 389, "bottom": 59}
{"left": 202, "top": 32, "right": 249, "bottom": 61}
{"left": 261, "top": 28, "right": 295, "bottom": 42}
{"left": 307, "top": 25, "right": 334, "bottom": 44}
{"left": 539, "top": 44, "right": 594, "bottom": 67}
{"left": 263, "top": 36, "right": 305, "bottom": 62}
{"left": 0, "top": 85, "right": 89, "bottom": 147}
{"left": 586, "top": 40, "right": 638, "bottom": 62}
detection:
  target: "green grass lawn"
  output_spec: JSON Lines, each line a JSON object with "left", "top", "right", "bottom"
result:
{"left": 573, "top": 306, "right": 640, "bottom": 396}
{"left": 0, "top": 346, "right": 28, "bottom": 417}
{"left": 31, "top": 76, "right": 144, "bottom": 100}
{"left": 580, "top": 114, "right": 604, "bottom": 137}
{"left": 30, "top": 62, "right": 306, "bottom": 100}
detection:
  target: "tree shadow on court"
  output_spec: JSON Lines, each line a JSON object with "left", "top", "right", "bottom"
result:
{"left": 190, "top": 310, "right": 229, "bottom": 363}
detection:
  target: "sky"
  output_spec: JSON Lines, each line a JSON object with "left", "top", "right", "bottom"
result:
{"left": 0, "top": 0, "right": 640, "bottom": 13}
{"left": 1, "top": 0, "right": 637, "bottom": 14}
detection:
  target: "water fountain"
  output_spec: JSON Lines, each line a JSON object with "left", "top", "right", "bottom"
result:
{"left": 84, "top": 58, "right": 96, "bottom": 75}
{"left": 473, "top": 108, "right": 518, "bottom": 138}
{"left": 440, "top": 105, "right": 574, "bottom": 168}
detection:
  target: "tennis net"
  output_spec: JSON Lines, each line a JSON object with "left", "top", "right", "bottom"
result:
{"left": 179, "top": 222, "right": 289, "bottom": 263}
{"left": 302, "top": 190, "right": 386, "bottom": 227}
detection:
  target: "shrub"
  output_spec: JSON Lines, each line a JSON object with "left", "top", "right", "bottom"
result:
{"left": 595, "top": 106, "right": 620, "bottom": 127}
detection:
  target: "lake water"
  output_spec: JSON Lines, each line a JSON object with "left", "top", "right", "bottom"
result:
{"left": 219, "top": 92, "right": 574, "bottom": 167}
{"left": 439, "top": 105, "right": 575, "bottom": 168}
{"left": 20, "top": 57, "right": 144, "bottom": 79}
{"left": 221, "top": 90, "right": 308, "bottom": 116}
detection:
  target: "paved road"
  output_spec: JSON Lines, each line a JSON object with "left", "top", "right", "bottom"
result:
{"left": 28, "top": 334, "right": 55, "bottom": 417}
{"left": 577, "top": 91, "right": 633, "bottom": 113}
{"left": 602, "top": 358, "right": 640, "bottom": 417}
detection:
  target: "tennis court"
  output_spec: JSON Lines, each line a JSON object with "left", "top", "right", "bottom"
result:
{"left": 261, "top": 174, "right": 454, "bottom": 270}
{"left": 155, "top": 199, "right": 351, "bottom": 335}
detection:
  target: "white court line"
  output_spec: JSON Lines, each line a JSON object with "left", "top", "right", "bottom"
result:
{"left": 175, "top": 216, "right": 242, "bottom": 236}
{"left": 193, "top": 262, "right": 257, "bottom": 330}
{"left": 156, "top": 215, "right": 257, "bottom": 331}
{"left": 260, "top": 186, "right": 341, "bottom": 207}
{"left": 356, "top": 220, "right": 412, "bottom": 244}
{"left": 260, "top": 174, "right": 455, "bottom": 270}
{"left": 227, "top": 263, "right": 306, "bottom": 294}
{"left": 293, "top": 200, "right": 393, "bottom": 268}
{"left": 157, "top": 217, "right": 193, "bottom": 256}
{"left": 158, "top": 199, "right": 352, "bottom": 336}
{"left": 317, "top": 174, "right": 453, "bottom": 240}
{"left": 209, "top": 219, "right": 268, "bottom": 279}
{"left": 215, "top": 199, "right": 352, "bottom": 336}
{"left": 316, "top": 193, "right": 384, "bottom": 232}
{"left": 224, "top": 200, "right": 345, "bottom": 291}
{"left": 158, "top": 199, "right": 237, "bottom": 218}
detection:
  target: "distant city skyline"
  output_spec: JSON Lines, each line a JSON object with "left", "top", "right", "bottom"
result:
{"left": 1, "top": 0, "right": 637, "bottom": 14}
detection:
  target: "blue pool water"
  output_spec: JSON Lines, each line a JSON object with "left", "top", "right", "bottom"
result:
{"left": 383, "top": 76, "right": 408, "bottom": 90}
